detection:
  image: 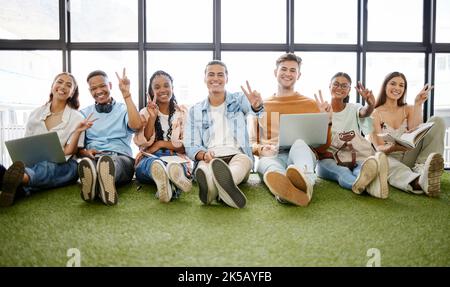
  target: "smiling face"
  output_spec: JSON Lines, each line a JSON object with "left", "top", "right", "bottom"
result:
{"left": 88, "top": 75, "right": 112, "bottom": 105}
{"left": 330, "top": 76, "right": 351, "bottom": 100}
{"left": 51, "top": 74, "right": 76, "bottom": 102}
{"left": 204, "top": 64, "right": 228, "bottom": 94}
{"left": 385, "top": 76, "right": 406, "bottom": 101}
{"left": 150, "top": 75, "right": 173, "bottom": 105}
{"left": 274, "top": 60, "right": 301, "bottom": 90}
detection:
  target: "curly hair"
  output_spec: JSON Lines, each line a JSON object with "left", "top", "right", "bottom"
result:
{"left": 147, "top": 70, "right": 178, "bottom": 142}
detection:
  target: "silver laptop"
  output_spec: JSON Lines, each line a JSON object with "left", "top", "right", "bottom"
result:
{"left": 279, "top": 113, "right": 329, "bottom": 149}
{"left": 5, "top": 132, "right": 66, "bottom": 167}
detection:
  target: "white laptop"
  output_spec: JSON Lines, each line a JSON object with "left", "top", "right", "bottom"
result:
{"left": 5, "top": 132, "right": 66, "bottom": 167}
{"left": 279, "top": 113, "right": 329, "bottom": 149}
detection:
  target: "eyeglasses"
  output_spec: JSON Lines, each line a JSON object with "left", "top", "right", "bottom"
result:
{"left": 332, "top": 81, "right": 350, "bottom": 89}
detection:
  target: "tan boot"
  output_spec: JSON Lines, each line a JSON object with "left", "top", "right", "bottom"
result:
{"left": 263, "top": 171, "right": 310, "bottom": 207}
{"left": 286, "top": 165, "right": 313, "bottom": 200}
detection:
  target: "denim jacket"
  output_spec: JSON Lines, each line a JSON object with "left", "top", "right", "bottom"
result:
{"left": 184, "top": 91, "right": 264, "bottom": 165}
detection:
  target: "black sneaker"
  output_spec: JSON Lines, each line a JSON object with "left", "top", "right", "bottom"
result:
{"left": 78, "top": 158, "right": 97, "bottom": 202}
{"left": 0, "top": 161, "right": 25, "bottom": 207}
{"left": 211, "top": 158, "right": 246, "bottom": 208}
{"left": 97, "top": 156, "right": 118, "bottom": 206}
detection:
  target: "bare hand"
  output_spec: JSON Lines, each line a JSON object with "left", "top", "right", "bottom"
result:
{"left": 355, "top": 81, "right": 375, "bottom": 107}
{"left": 76, "top": 112, "right": 97, "bottom": 133}
{"left": 314, "top": 90, "right": 332, "bottom": 122}
{"left": 259, "top": 144, "right": 278, "bottom": 157}
{"left": 146, "top": 93, "right": 159, "bottom": 122}
{"left": 241, "top": 81, "right": 263, "bottom": 111}
{"left": 80, "top": 149, "right": 103, "bottom": 159}
{"left": 415, "top": 84, "right": 433, "bottom": 106}
{"left": 115, "top": 68, "right": 131, "bottom": 98}
{"left": 203, "top": 151, "right": 215, "bottom": 163}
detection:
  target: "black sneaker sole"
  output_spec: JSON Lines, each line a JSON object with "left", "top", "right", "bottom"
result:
{"left": 78, "top": 159, "right": 96, "bottom": 202}
{"left": 0, "top": 161, "right": 25, "bottom": 207}
{"left": 211, "top": 159, "right": 246, "bottom": 208}
{"left": 97, "top": 156, "right": 117, "bottom": 206}
{"left": 196, "top": 168, "right": 209, "bottom": 205}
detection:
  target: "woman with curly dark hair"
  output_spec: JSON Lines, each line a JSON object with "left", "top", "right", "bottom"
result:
{"left": 134, "top": 70, "right": 192, "bottom": 202}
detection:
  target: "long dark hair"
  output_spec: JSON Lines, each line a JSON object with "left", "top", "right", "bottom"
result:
{"left": 48, "top": 72, "right": 80, "bottom": 110}
{"left": 375, "top": 71, "right": 407, "bottom": 108}
{"left": 330, "top": 72, "right": 352, "bottom": 103}
{"left": 148, "top": 70, "right": 178, "bottom": 141}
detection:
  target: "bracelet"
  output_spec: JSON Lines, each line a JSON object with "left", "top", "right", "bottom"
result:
{"left": 123, "top": 93, "right": 131, "bottom": 99}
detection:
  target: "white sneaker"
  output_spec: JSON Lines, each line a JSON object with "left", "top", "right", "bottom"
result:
{"left": 195, "top": 165, "right": 218, "bottom": 205}
{"left": 167, "top": 162, "right": 192, "bottom": 193}
{"left": 352, "top": 157, "right": 378, "bottom": 195}
{"left": 78, "top": 158, "right": 97, "bottom": 202}
{"left": 151, "top": 160, "right": 172, "bottom": 203}
{"left": 367, "top": 152, "right": 389, "bottom": 199}
{"left": 211, "top": 158, "right": 247, "bottom": 208}
{"left": 97, "top": 155, "right": 118, "bottom": 206}
{"left": 417, "top": 153, "right": 444, "bottom": 197}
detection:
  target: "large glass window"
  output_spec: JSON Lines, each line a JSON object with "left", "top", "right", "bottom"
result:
{"left": 295, "top": 52, "right": 357, "bottom": 103}
{"left": 0, "top": 0, "right": 59, "bottom": 39}
{"left": 295, "top": 0, "right": 357, "bottom": 44}
{"left": 147, "top": 51, "right": 212, "bottom": 106}
{"left": 70, "top": 51, "right": 139, "bottom": 109}
{"left": 365, "top": 53, "right": 425, "bottom": 105}
{"left": 146, "top": 0, "right": 212, "bottom": 43}
{"left": 0, "top": 51, "right": 62, "bottom": 107}
{"left": 368, "top": 0, "right": 423, "bottom": 42}
{"left": 434, "top": 54, "right": 450, "bottom": 116}
{"left": 70, "top": 0, "right": 138, "bottom": 42}
{"left": 221, "top": 52, "right": 282, "bottom": 99}
{"left": 221, "top": 0, "right": 285, "bottom": 43}
{"left": 436, "top": 0, "right": 450, "bottom": 43}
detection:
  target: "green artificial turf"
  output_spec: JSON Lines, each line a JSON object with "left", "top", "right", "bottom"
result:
{"left": 0, "top": 172, "right": 449, "bottom": 267}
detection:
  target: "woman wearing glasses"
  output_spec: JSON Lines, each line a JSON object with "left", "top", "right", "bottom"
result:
{"left": 316, "top": 72, "right": 389, "bottom": 199}
{"left": 369, "top": 71, "right": 445, "bottom": 197}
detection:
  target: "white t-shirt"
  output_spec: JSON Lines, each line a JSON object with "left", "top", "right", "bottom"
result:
{"left": 25, "top": 102, "right": 85, "bottom": 159}
{"left": 208, "top": 102, "right": 241, "bottom": 157}
{"left": 158, "top": 111, "right": 170, "bottom": 140}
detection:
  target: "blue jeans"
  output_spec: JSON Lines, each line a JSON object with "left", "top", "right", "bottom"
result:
{"left": 257, "top": 139, "right": 318, "bottom": 184}
{"left": 24, "top": 159, "right": 79, "bottom": 193}
{"left": 316, "top": 158, "right": 362, "bottom": 190}
{"left": 135, "top": 150, "right": 189, "bottom": 184}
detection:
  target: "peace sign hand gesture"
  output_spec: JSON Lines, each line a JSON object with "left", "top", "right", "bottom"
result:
{"left": 355, "top": 81, "right": 375, "bottom": 107}
{"left": 146, "top": 93, "right": 159, "bottom": 123}
{"left": 76, "top": 112, "right": 98, "bottom": 133}
{"left": 241, "top": 80, "right": 263, "bottom": 111}
{"left": 415, "top": 84, "right": 433, "bottom": 106}
{"left": 115, "top": 67, "right": 131, "bottom": 99}
{"left": 314, "top": 90, "right": 332, "bottom": 123}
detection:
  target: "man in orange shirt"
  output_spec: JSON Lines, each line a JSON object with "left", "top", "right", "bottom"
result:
{"left": 250, "top": 53, "right": 332, "bottom": 206}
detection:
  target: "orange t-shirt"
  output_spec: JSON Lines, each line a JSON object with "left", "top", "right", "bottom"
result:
{"left": 250, "top": 92, "right": 331, "bottom": 157}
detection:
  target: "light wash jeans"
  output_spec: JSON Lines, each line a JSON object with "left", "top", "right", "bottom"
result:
{"left": 257, "top": 139, "right": 318, "bottom": 185}
{"left": 316, "top": 159, "right": 363, "bottom": 190}
{"left": 135, "top": 149, "right": 189, "bottom": 184}
{"left": 24, "top": 159, "right": 79, "bottom": 193}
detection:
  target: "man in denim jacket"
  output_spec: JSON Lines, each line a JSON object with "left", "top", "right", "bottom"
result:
{"left": 184, "top": 60, "right": 264, "bottom": 208}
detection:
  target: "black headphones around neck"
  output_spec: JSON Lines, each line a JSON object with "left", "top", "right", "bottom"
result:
{"left": 95, "top": 98, "right": 116, "bottom": 113}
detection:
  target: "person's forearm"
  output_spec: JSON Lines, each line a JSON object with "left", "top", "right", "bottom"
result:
{"left": 63, "top": 131, "right": 81, "bottom": 155}
{"left": 359, "top": 104, "right": 374, "bottom": 118}
{"left": 144, "top": 118, "right": 156, "bottom": 140}
{"left": 124, "top": 96, "right": 143, "bottom": 130}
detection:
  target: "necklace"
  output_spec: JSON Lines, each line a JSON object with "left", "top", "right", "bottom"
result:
{"left": 50, "top": 111, "right": 64, "bottom": 116}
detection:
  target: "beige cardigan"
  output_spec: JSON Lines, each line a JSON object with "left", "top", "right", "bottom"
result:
{"left": 133, "top": 105, "right": 189, "bottom": 165}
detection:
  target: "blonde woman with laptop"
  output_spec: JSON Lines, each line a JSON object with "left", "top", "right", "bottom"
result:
{"left": 369, "top": 71, "right": 445, "bottom": 196}
{"left": 0, "top": 72, "right": 95, "bottom": 207}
